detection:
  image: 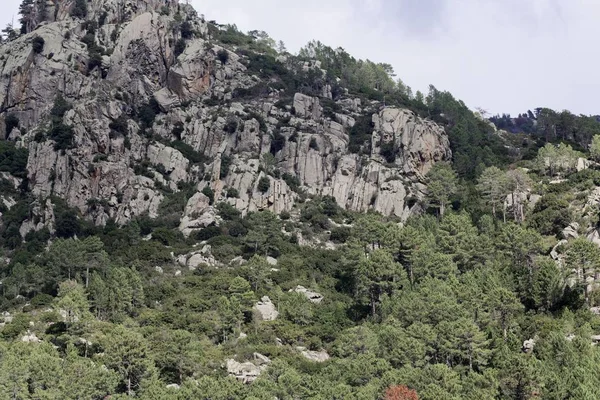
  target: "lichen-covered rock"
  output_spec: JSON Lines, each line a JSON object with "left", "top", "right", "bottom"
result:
{"left": 292, "top": 285, "right": 324, "bottom": 304}
{"left": 253, "top": 296, "right": 278, "bottom": 321}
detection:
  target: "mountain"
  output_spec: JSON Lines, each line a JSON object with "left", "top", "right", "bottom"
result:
{"left": 0, "top": 0, "right": 451, "bottom": 241}
{"left": 4, "top": 1, "right": 600, "bottom": 399}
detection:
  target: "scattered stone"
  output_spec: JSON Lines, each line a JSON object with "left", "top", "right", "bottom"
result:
{"left": 291, "top": 285, "right": 324, "bottom": 304}
{"left": 155, "top": 266, "right": 164, "bottom": 274}
{"left": 253, "top": 352, "right": 271, "bottom": 365}
{"left": 253, "top": 296, "right": 278, "bottom": 321}
{"left": 300, "top": 349, "right": 330, "bottom": 363}
{"left": 21, "top": 331, "right": 40, "bottom": 343}
{"left": 166, "top": 384, "right": 180, "bottom": 390}
{"left": 226, "top": 355, "right": 270, "bottom": 384}
{"left": 522, "top": 338, "right": 536, "bottom": 353}
{"left": 266, "top": 256, "right": 278, "bottom": 266}
{"left": 562, "top": 222, "right": 580, "bottom": 239}
{"left": 183, "top": 245, "right": 220, "bottom": 270}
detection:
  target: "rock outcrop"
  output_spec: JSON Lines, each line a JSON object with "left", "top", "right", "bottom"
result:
{"left": 291, "top": 285, "right": 324, "bottom": 304}
{"left": 0, "top": 0, "right": 452, "bottom": 233}
{"left": 226, "top": 353, "right": 271, "bottom": 383}
{"left": 253, "top": 296, "right": 278, "bottom": 321}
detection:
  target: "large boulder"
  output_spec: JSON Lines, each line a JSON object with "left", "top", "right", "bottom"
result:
{"left": 291, "top": 285, "right": 324, "bottom": 304}
{"left": 253, "top": 296, "right": 278, "bottom": 321}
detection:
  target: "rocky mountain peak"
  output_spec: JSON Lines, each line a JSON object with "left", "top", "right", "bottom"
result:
{"left": 0, "top": 0, "right": 451, "bottom": 239}
{"left": 19, "top": 0, "right": 182, "bottom": 33}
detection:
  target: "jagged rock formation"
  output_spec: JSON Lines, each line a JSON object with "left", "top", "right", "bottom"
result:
{"left": 0, "top": 0, "right": 452, "bottom": 235}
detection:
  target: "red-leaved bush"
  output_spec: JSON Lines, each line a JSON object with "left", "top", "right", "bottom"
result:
{"left": 384, "top": 385, "right": 419, "bottom": 400}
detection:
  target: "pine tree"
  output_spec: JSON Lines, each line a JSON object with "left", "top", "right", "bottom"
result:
{"left": 426, "top": 162, "right": 458, "bottom": 218}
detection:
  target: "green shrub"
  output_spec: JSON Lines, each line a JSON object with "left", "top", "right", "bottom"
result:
{"left": 32, "top": 36, "right": 45, "bottom": 53}
{"left": 217, "top": 49, "right": 229, "bottom": 64}
{"left": 70, "top": 0, "right": 88, "bottom": 18}
{"left": 380, "top": 141, "right": 396, "bottom": 163}
{"left": 170, "top": 140, "right": 207, "bottom": 164}
{"left": 109, "top": 115, "right": 128, "bottom": 136}
{"left": 330, "top": 226, "right": 351, "bottom": 243}
{"left": 195, "top": 226, "right": 222, "bottom": 241}
{"left": 137, "top": 99, "right": 161, "bottom": 128}
{"left": 180, "top": 21, "right": 193, "bottom": 39}
{"left": 258, "top": 176, "right": 271, "bottom": 193}
{"left": 220, "top": 155, "right": 232, "bottom": 179}
{"left": 55, "top": 209, "right": 81, "bottom": 238}
{"left": 217, "top": 202, "right": 241, "bottom": 220}
{"left": 174, "top": 39, "right": 186, "bottom": 57}
{"left": 4, "top": 113, "right": 19, "bottom": 133}
{"left": 224, "top": 118, "right": 238, "bottom": 134}
{"left": 349, "top": 115, "right": 374, "bottom": 154}
{"left": 202, "top": 186, "right": 215, "bottom": 205}
{"left": 172, "top": 122, "right": 184, "bottom": 140}
{"left": 226, "top": 188, "right": 239, "bottom": 198}
{"left": 31, "top": 293, "right": 54, "bottom": 306}
{"left": 270, "top": 130, "right": 286, "bottom": 154}
{"left": 309, "top": 137, "right": 319, "bottom": 151}
{"left": 282, "top": 173, "right": 301, "bottom": 192}
{"left": 0, "top": 141, "right": 28, "bottom": 179}
{"left": 1, "top": 313, "right": 29, "bottom": 339}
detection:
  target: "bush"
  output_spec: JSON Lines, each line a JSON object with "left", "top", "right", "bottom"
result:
{"left": 180, "top": 21, "right": 193, "bottom": 39}
{"left": 195, "top": 226, "right": 222, "bottom": 241}
{"left": 1, "top": 314, "right": 29, "bottom": 339}
{"left": 330, "top": 227, "right": 351, "bottom": 243}
{"left": 109, "top": 116, "right": 128, "bottom": 136}
{"left": 309, "top": 137, "right": 319, "bottom": 151}
{"left": 152, "top": 227, "right": 181, "bottom": 246}
{"left": 224, "top": 118, "right": 238, "bottom": 134}
{"left": 170, "top": 140, "right": 207, "bottom": 164}
{"left": 55, "top": 210, "right": 81, "bottom": 238}
{"left": 4, "top": 113, "right": 19, "bottom": 134}
{"left": 282, "top": 173, "right": 301, "bottom": 192}
{"left": 226, "top": 188, "right": 239, "bottom": 198}
{"left": 270, "top": 130, "right": 286, "bottom": 155}
{"left": 258, "top": 176, "right": 271, "bottom": 193}
{"left": 174, "top": 39, "right": 186, "bottom": 57}
{"left": 70, "top": 0, "right": 88, "bottom": 18}
{"left": 220, "top": 155, "right": 232, "bottom": 179}
{"left": 217, "top": 202, "right": 241, "bottom": 220}
{"left": 50, "top": 123, "right": 75, "bottom": 151}
{"left": 32, "top": 36, "right": 45, "bottom": 53}
{"left": 217, "top": 49, "right": 229, "bottom": 64}
{"left": 172, "top": 122, "right": 185, "bottom": 140}
{"left": 380, "top": 141, "right": 396, "bottom": 163}
{"left": 349, "top": 115, "right": 374, "bottom": 154}
{"left": 137, "top": 99, "right": 161, "bottom": 128}
{"left": 202, "top": 186, "right": 215, "bottom": 205}
{"left": 31, "top": 293, "right": 54, "bottom": 307}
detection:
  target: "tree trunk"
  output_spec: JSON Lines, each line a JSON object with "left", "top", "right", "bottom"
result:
{"left": 370, "top": 292, "right": 376, "bottom": 317}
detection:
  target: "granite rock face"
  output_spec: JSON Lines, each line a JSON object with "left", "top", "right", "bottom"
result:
{"left": 0, "top": 0, "right": 452, "bottom": 235}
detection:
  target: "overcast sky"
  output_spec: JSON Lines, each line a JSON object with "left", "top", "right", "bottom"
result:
{"left": 1, "top": 0, "right": 598, "bottom": 116}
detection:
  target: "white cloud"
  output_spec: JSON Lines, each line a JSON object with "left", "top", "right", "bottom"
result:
{"left": 2, "top": 0, "right": 600, "bottom": 116}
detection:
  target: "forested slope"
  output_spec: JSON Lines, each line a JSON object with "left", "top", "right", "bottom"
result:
{"left": 0, "top": 0, "right": 600, "bottom": 399}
